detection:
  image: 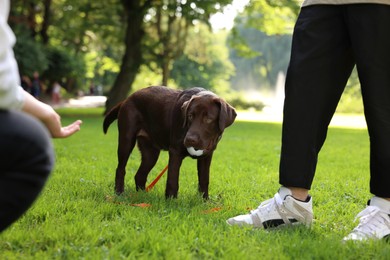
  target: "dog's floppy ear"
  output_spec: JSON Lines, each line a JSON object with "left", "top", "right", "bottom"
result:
{"left": 215, "top": 98, "right": 237, "bottom": 132}
{"left": 181, "top": 96, "right": 196, "bottom": 128}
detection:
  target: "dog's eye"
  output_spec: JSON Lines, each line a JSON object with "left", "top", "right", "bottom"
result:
{"left": 188, "top": 114, "right": 193, "bottom": 121}
{"left": 205, "top": 118, "right": 213, "bottom": 124}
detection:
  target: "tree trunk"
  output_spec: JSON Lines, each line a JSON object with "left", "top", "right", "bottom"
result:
{"left": 27, "top": 1, "right": 37, "bottom": 38}
{"left": 161, "top": 57, "right": 171, "bottom": 86}
{"left": 41, "top": 0, "right": 52, "bottom": 44}
{"left": 104, "top": 0, "right": 151, "bottom": 114}
{"left": 155, "top": 6, "right": 188, "bottom": 87}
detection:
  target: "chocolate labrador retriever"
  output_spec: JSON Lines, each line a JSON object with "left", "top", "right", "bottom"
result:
{"left": 103, "top": 86, "right": 236, "bottom": 199}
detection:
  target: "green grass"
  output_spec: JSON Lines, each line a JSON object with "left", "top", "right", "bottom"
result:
{"left": 1, "top": 108, "right": 389, "bottom": 259}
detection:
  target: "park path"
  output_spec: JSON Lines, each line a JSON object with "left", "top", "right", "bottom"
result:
{"left": 237, "top": 110, "right": 367, "bottom": 129}
{"left": 59, "top": 95, "right": 366, "bottom": 129}
{"left": 61, "top": 95, "right": 107, "bottom": 108}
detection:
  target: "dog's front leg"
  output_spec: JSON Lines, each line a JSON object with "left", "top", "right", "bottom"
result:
{"left": 165, "top": 152, "right": 184, "bottom": 198}
{"left": 197, "top": 154, "right": 212, "bottom": 199}
{"left": 115, "top": 168, "right": 126, "bottom": 194}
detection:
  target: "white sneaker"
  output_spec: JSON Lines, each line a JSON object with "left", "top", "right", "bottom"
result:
{"left": 343, "top": 197, "right": 390, "bottom": 241}
{"left": 226, "top": 187, "right": 313, "bottom": 229}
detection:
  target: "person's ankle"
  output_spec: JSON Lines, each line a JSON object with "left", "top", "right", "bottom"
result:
{"left": 286, "top": 186, "right": 309, "bottom": 201}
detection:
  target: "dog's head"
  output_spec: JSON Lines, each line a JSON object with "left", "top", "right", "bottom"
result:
{"left": 181, "top": 91, "right": 236, "bottom": 157}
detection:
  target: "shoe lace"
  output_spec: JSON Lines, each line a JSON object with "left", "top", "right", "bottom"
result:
{"left": 352, "top": 206, "right": 390, "bottom": 237}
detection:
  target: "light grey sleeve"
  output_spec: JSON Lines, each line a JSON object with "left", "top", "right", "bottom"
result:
{"left": 0, "top": 0, "right": 25, "bottom": 110}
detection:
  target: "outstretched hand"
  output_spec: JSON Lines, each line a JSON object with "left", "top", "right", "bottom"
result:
{"left": 22, "top": 90, "right": 82, "bottom": 138}
{"left": 57, "top": 120, "right": 83, "bottom": 138}
{"left": 46, "top": 115, "right": 82, "bottom": 138}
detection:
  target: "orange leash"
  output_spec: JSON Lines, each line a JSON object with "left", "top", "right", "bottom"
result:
{"left": 146, "top": 165, "right": 168, "bottom": 192}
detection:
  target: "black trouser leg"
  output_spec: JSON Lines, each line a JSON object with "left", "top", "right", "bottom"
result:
{"left": 279, "top": 6, "right": 355, "bottom": 189}
{"left": 279, "top": 4, "right": 390, "bottom": 195}
{"left": 0, "top": 110, "right": 54, "bottom": 232}
{"left": 346, "top": 5, "right": 390, "bottom": 198}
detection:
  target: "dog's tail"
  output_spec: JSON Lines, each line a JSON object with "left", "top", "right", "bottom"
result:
{"left": 103, "top": 102, "right": 122, "bottom": 134}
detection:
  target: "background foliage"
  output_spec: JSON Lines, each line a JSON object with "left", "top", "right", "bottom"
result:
{"left": 9, "top": 0, "right": 362, "bottom": 113}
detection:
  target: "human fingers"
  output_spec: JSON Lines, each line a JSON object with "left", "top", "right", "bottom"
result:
{"left": 59, "top": 120, "right": 83, "bottom": 138}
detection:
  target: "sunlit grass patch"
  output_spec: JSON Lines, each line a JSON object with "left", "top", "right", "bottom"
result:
{"left": 1, "top": 108, "right": 387, "bottom": 259}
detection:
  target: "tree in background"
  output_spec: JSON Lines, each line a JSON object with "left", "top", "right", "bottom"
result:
{"left": 10, "top": 0, "right": 123, "bottom": 94}
{"left": 245, "top": 0, "right": 299, "bottom": 35}
{"left": 229, "top": 23, "right": 292, "bottom": 92}
{"left": 144, "top": 1, "right": 190, "bottom": 87}
{"left": 10, "top": 0, "right": 358, "bottom": 113}
{"left": 104, "top": 0, "right": 152, "bottom": 114}
{"left": 105, "top": 0, "right": 234, "bottom": 113}
{"left": 230, "top": 0, "right": 362, "bottom": 113}
{"left": 8, "top": 0, "right": 53, "bottom": 42}
{"left": 40, "top": 0, "right": 122, "bottom": 93}
{"left": 10, "top": 0, "right": 236, "bottom": 109}
{"left": 171, "top": 23, "right": 234, "bottom": 95}
{"left": 228, "top": 0, "right": 298, "bottom": 92}
{"left": 12, "top": 31, "right": 49, "bottom": 78}
{"left": 9, "top": 1, "right": 51, "bottom": 80}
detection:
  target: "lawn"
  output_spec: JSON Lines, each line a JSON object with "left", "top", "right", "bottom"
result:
{"left": 1, "top": 108, "right": 388, "bottom": 259}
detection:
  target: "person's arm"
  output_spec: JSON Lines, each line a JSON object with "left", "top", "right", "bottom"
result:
{"left": 1, "top": 1, "right": 81, "bottom": 138}
{"left": 22, "top": 91, "right": 82, "bottom": 138}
